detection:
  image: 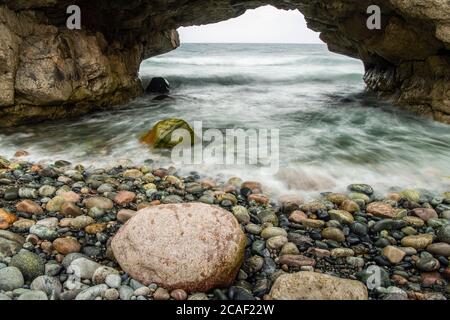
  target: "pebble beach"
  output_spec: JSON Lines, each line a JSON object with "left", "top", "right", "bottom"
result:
{"left": 1, "top": 154, "right": 450, "bottom": 300}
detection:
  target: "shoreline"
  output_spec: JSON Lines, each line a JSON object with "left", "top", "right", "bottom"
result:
{"left": 1, "top": 156, "right": 449, "bottom": 300}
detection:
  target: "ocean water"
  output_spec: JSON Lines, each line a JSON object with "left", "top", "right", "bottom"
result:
{"left": 1, "top": 43, "right": 450, "bottom": 198}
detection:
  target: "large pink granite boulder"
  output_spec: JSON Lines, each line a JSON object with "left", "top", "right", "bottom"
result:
{"left": 111, "top": 203, "right": 246, "bottom": 292}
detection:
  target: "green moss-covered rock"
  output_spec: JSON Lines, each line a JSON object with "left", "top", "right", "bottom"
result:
{"left": 10, "top": 251, "right": 45, "bottom": 282}
{"left": 140, "top": 119, "right": 194, "bottom": 149}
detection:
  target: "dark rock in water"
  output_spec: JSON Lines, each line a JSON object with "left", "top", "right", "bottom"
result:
{"left": 146, "top": 77, "right": 170, "bottom": 94}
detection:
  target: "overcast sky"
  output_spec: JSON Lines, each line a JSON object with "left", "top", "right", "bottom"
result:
{"left": 178, "top": 5, "right": 322, "bottom": 44}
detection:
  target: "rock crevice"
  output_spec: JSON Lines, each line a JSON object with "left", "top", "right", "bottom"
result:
{"left": 0, "top": 0, "right": 449, "bottom": 126}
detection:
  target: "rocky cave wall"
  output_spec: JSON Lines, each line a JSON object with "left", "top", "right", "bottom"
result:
{"left": 0, "top": 0, "right": 449, "bottom": 126}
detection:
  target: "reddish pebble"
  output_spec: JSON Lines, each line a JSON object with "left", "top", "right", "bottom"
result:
{"left": 170, "top": 289, "right": 188, "bottom": 300}
{"left": 288, "top": 210, "right": 307, "bottom": 223}
{"left": 16, "top": 200, "right": 44, "bottom": 215}
{"left": 114, "top": 191, "right": 136, "bottom": 205}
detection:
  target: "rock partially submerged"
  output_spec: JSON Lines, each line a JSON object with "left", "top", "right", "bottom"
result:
{"left": 111, "top": 203, "right": 246, "bottom": 292}
{"left": 146, "top": 77, "right": 170, "bottom": 94}
{"left": 140, "top": 119, "right": 195, "bottom": 149}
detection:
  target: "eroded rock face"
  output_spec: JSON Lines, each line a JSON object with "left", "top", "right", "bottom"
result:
{"left": 0, "top": 0, "right": 449, "bottom": 125}
{"left": 111, "top": 203, "right": 246, "bottom": 292}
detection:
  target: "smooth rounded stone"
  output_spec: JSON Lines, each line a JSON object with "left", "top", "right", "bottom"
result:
{"left": 119, "top": 285, "right": 134, "bottom": 300}
{"left": 59, "top": 191, "right": 81, "bottom": 203}
{"left": 401, "top": 234, "right": 434, "bottom": 249}
{"left": 36, "top": 217, "right": 58, "bottom": 229}
{"left": 257, "top": 210, "right": 278, "bottom": 226}
{"left": 17, "top": 290, "right": 48, "bottom": 300}
{"left": 280, "top": 242, "right": 300, "bottom": 256}
{"left": 29, "top": 224, "right": 58, "bottom": 241}
{"left": 329, "top": 210, "right": 354, "bottom": 225}
{"left": 325, "top": 193, "right": 348, "bottom": 205}
{"left": 232, "top": 206, "right": 250, "bottom": 224}
{"left": 401, "top": 226, "right": 418, "bottom": 236}
{"left": 427, "top": 218, "right": 449, "bottom": 228}
{"left": 379, "top": 286, "right": 408, "bottom": 300}
{"left": 188, "top": 292, "right": 209, "bottom": 300}
{"left": 346, "top": 256, "right": 365, "bottom": 268}
{"left": 18, "top": 188, "right": 38, "bottom": 199}
{"left": 16, "top": 200, "right": 43, "bottom": 215}
{"left": 70, "top": 215, "right": 94, "bottom": 230}
{"left": 403, "top": 216, "right": 425, "bottom": 227}
{"left": 97, "top": 184, "right": 115, "bottom": 193}
{"left": 153, "top": 287, "right": 170, "bottom": 300}
{"left": 60, "top": 202, "right": 83, "bottom": 217}
{"left": 301, "top": 218, "right": 325, "bottom": 229}
{"left": 261, "top": 227, "right": 287, "bottom": 239}
{"left": 244, "top": 255, "right": 264, "bottom": 273}
{"left": 321, "top": 227, "right": 345, "bottom": 243}
{"left": 427, "top": 243, "right": 450, "bottom": 257}
{"left": 198, "top": 195, "right": 214, "bottom": 204}
{"left": 68, "top": 258, "right": 101, "bottom": 280}
{"left": 366, "top": 202, "right": 396, "bottom": 219}
{"left": 161, "top": 195, "right": 183, "bottom": 204}
{"left": 357, "top": 266, "right": 390, "bottom": 288}
{"left": 373, "top": 219, "right": 406, "bottom": 232}
{"left": 4, "top": 187, "right": 18, "bottom": 201}
{"left": 331, "top": 248, "right": 355, "bottom": 258}
{"left": 134, "top": 286, "right": 150, "bottom": 296}
{"left": 83, "top": 197, "right": 114, "bottom": 211}
{"left": 52, "top": 237, "right": 81, "bottom": 255}
{"left": 399, "top": 247, "right": 417, "bottom": 256}
{"left": 266, "top": 235, "right": 288, "bottom": 250}
{"left": 75, "top": 284, "right": 108, "bottom": 300}
{"left": 45, "top": 262, "right": 61, "bottom": 277}
{"left": 288, "top": 210, "right": 307, "bottom": 223}
{"left": 85, "top": 223, "right": 106, "bottom": 234}
{"left": 12, "top": 219, "right": 35, "bottom": 232}
{"left": 278, "top": 255, "right": 315, "bottom": 267}
{"left": 103, "top": 288, "right": 119, "bottom": 300}
{"left": 350, "top": 222, "right": 368, "bottom": 236}
{"left": 0, "top": 266, "right": 24, "bottom": 291}
{"left": 416, "top": 257, "right": 440, "bottom": 272}
{"left": 117, "top": 209, "right": 137, "bottom": 223}
{"left": 348, "top": 184, "right": 373, "bottom": 195}
{"left": 112, "top": 203, "right": 246, "bottom": 292}
{"left": 278, "top": 195, "right": 303, "bottom": 213}
{"left": 39, "top": 185, "right": 56, "bottom": 197}
{"left": 349, "top": 192, "right": 370, "bottom": 204}
{"left": 300, "top": 201, "right": 326, "bottom": 214}
{"left": 46, "top": 196, "right": 66, "bottom": 212}
{"left": 400, "top": 189, "right": 420, "bottom": 203}
{"left": 114, "top": 191, "right": 136, "bottom": 206}
{"left": 245, "top": 223, "right": 262, "bottom": 235}
{"left": 270, "top": 271, "right": 368, "bottom": 300}
{"left": 92, "top": 266, "right": 120, "bottom": 284}
{"left": 412, "top": 208, "right": 438, "bottom": 222}
{"left": 87, "top": 207, "right": 105, "bottom": 219}
{"left": 382, "top": 246, "right": 406, "bottom": 264}
{"left": 30, "top": 275, "right": 62, "bottom": 298}
{"left": 437, "top": 224, "right": 450, "bottom": 244}
{"left": 170, "top": 288, "right": 188, "bottom": 300}
{"left": 340, "top": 200, "right": 360, "bottom": 213}
{"left": 10, "top": 251, "right": 45, "bottom": 281}
{"left": 105, "top": 274, "right": 122, "bottom": 288}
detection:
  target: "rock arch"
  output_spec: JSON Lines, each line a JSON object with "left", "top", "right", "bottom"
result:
{"left": 0, "top": 0, "right": 449, "bottom": 126}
